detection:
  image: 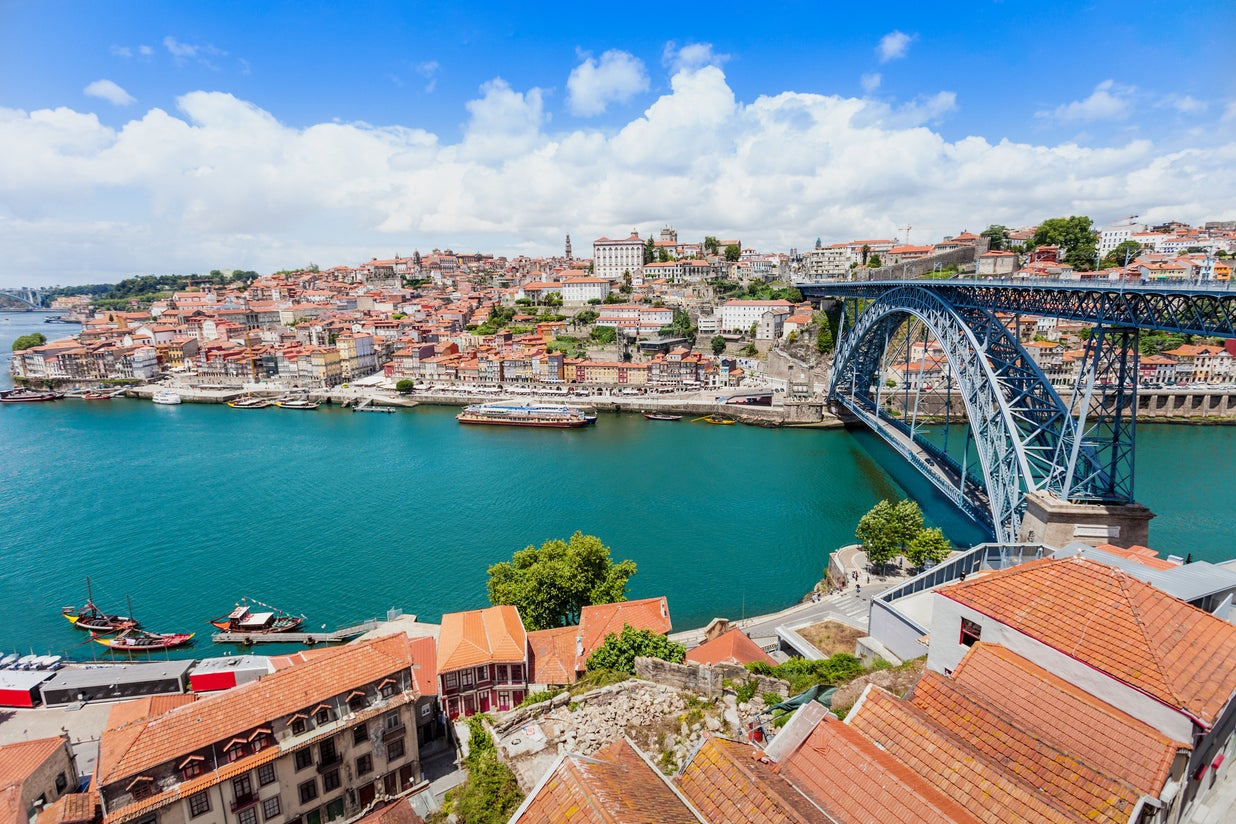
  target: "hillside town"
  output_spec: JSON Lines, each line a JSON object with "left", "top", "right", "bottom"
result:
{"left": 10, "top": 220, "right": 1236, "bottom": 394}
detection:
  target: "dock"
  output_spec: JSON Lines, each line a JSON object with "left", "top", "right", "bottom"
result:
{"left": 211, "top": 620, "right": 379, "bottom": 645}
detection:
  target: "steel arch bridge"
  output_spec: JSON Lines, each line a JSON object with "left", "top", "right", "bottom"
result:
{"left": 802, "top": 279, "right": 1236, "bottom": 542}
{"left": 0, "top": 287, "right": 45, "bottom": 309}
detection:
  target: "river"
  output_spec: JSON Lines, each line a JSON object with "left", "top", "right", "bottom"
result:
{"left": 1, "top": 310, "right": 1232, "bottom": 659}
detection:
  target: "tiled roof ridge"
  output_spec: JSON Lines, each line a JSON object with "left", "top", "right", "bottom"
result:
{"left": 853, "top": 686, "right": 1082, "bottom": 824}
{"left": 1107, "top": 563, "right": 1181, "bottom": 708}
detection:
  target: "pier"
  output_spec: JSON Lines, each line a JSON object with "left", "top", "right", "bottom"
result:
{"left": 211, "top": 619, "right": 379, "bottom": 645}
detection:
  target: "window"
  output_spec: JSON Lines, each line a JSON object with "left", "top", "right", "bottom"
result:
{"left": 419, "top": 703, "right": 431, "bottom": 718}
{"left": 226, "top": 743, "right": 247, "bottom": 763}
{"left": 347, "top": 692, "right": 367, "bottom": 712}
{"left": 233, "top": 775, "right": 253, "bottom": 801}
{"left": 355, "top": 755, "right": 373, "bottom": 777}
{"left": 322, "top": 769, "right": 340, "bottom": 793}
{"left": 189, "top": 792, "right": 210, "bottom": 818}
{"left": 960, "top": 617, "right": 982, "bottom": 647}
{"left": 475, "top": 666, "right": 487, "bottom": 682}
{"left": 262, "top": 798, "right": 281, "bottom": 821}
{"left": 130, "top": 779, "right": 154, "bottom": 801}
{"left": 238, "top": 808, "right": 258, "bottom": 824}
{"left": 55, "top": 773, "right": 67, "bottom": 794}
{"left": 257, "top": 764, "right": 277, "bottom": 787}
{"left": 319, "top": 739, "right": 338, "bottom": 766}
{"left": 379, "top": 681, "right": 396, "bottom": 699}
{"left": 510, "top": 664, "right": 523, "bottom": 681}
{"left": 384, "top": 710, "right": 400, "bottom": 731}
{"left": 290, "top": 717, "right": 307, "bottom": 736}
{"left": 324, "top": 799, "right": 343, "bottom": 823}
{"left": 298, "top": 780, "right": 318, "bottom": 805}
{"left": 295, "top": 749, "right": 314, "bottom": 771}
{"left": 352, "top": 724, "right": 368, "bottom": 747}
{"left": 314, "top": 707, "right": 333, "bottom": 726}
{"left": 443, "top": 673, "right": 457, "bottom": 689}
{"left": 460, "top": 669, "right": 473, "bottom": 687}
{"left": 251, "top": 731, "right": 274, "bottom": 752}
{"left": 386, "top": 738, "right": 405, "bottom": 761}
{"left": 182, "top": 759, "right": 205, "bottom": 780}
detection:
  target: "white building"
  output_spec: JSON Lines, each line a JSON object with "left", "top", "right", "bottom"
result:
{"left": 718, "top": 299, "right": 795, "bottom": 333}
{"left": 804, "top": 245, "right": 851, "bottom": 279}
{"left": 596, "top": 304, "right": 673, "bottom": 336}
{"left": 593, "top": 231, "right": 645, "bottom": 281}
{"left": 560, "top": 276, "right": 612, "bottom": 304}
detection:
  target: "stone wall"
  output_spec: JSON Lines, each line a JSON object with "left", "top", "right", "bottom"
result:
{"left": 857, "top": 242, "right": 986, "bottom": 281}
{"left": 633, "top": 656, "right": 789, "bottom": 699}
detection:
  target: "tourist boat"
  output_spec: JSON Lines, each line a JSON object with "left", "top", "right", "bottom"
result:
{"left": 152, "top": 390, "right": 182, "bottom": 405}
{"left": 62, "top": 578, "right": 139, "bottom": 634}
{"left": 694, "top": 414, "right": 736, "bottom": 425}
{"left": 642, "top": 412, "right": 682, "bottom": 421}
{"left": 210, "top": 598, "right": 305, "bottom": 634}
{"left": 81, "top": 392, "right": 111, "bottom": 400}
{"left": 95, "top": 628, "right": 194, "bottom": 651}
{"left": 457, "top": 402, "right": 596, "bottom": 428}
{"left": 227, "top": 395, "right": 273, "bottom": 408}
{"left": 277, "top": 397, "right": 320, "bottom": 410}
{"left": 0, "top": 388, "right": 61, "bottom": 403}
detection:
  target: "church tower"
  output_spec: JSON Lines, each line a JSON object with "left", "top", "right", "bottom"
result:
{"left": 565, "top": 235, "right": 573, "bottom": 259}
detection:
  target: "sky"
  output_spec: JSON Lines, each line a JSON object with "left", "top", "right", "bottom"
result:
{"left": 0, "top": 0, "right": 1234, "bottom": 287}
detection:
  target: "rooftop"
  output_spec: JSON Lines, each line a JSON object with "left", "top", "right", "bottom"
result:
{"left": 437, "top": 605, "right": 527, "bottom": 673}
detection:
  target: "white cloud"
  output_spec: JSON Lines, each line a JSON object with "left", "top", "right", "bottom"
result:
{"left": 1, "top": 64, "right": 1233, "bottom": 287}
{"left": 84, "top": 80, "right": 136, "bottom": 107}
{"left": 139, "top": 45, "right": 153, "bottom": 57}
{"left": 417, "top": 61, "right": 440, "bottom": 93}
{"left": 567, "top": 50, "right": 649, "bottom": 116}
{"left": 662, "top": 42, "right": 728, "bottom": 73}
{"left": 1040, "top": 79, "right": 1136, "bottom": 123}
{"left": 1162, "top": 94, "right": 1207, "bottom": 114}
{"left": 860, "top": 73, "right": 882, "bottom": 94}
{"left": 163, "top": 35, "right": 227, "bottom": 68}
{"left": 110, "top": 45, "right": 132, "bottom": 58}
{"left": 877, "top": 31, "right": 914, "bottom": 63}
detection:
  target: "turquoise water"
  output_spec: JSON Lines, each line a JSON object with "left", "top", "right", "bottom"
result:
{"left": 2, "top": 311, "right": 1233, "bottom": 659}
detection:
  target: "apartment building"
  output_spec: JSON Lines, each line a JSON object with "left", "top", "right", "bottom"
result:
{"left": 591, "top": 233, "right": 645, "bottom": 281}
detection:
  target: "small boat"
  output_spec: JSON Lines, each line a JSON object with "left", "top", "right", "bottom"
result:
{"left": 0, "top": 653, "right": 18, "bottom": 668}
{"left": 62, "top": 578, "right": 140, "bottom": 634}
{"left": 693, "top": 414, "right": 736, "bottom": 425}
{"left": 277, "top": 398, "right": 320, "bottom": 410}
{"left": 152, "top": 390, "right": 182, "bottom": 405}
{"left": 0, "top": 388, "right": 61, "bottom": 403}
{"left": 96, "top": 628, "right": 195, "bottom": 651}
{"left": 80, "top": 392, "right": 111, "bottom": 400}
{"left": 33, "top": 655, "right": 62, "bottom": 670}
{"left": 643, "top": 412, "right": 682, "bottom": 421}
{"left": 14, "top": 654, "right": 40, "bottom": 669}
{"left": 227, "top": 395, "right": 272, "bottom": 408}
{"left": 210, "top": 598, "right": 305, "bottom": 634}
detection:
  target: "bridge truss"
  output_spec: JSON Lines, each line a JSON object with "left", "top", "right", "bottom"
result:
{"left": 827, "top": 285, "right": 1139, "bottom": 542}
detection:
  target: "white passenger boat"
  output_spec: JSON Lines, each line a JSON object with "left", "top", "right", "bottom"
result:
{"left": 152, "top": 390, "right": 182, "bottom": 405}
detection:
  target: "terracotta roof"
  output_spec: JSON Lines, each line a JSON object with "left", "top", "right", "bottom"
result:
{"left": 908, "top": 671, "right": 1143, "bottom": 820}
{"left": 351, "top": 799, "right": 424, "bottom": 824}
{"left": 510, "top": 738, "right": 702, "bottom": 823}
{"left": 774, "top": 708, "right": 980, "bottom": 823}
{"left": 952, "top": 643, "right": 1184, "bottom": 795}
{"left": 406, "top": 636, "right": 438, "bottom": 697}
{"left": 578, "top": 598, "right": 671, "bottom": 669}
{"left": 938, "top": 556, "right": 1236, "bottom": 727}
{"left": 675, "top": 735, "right": 826, "bottom": 823}
{"left": 847, "top": 686, "right": 1079, "bottom": 823}
{"left": 0, "top": 737, "right": 67, "bottom": 786}
{"left": 437, "top": 605, "right": 527, "bottom": 673}
{"left": 36, "top": 793, "right": 98, "bottom": 824}
{"left": 1093, "top": 543, "right": 1179, "bottom": 571}
{"left": 527, "top": 626, "right": 579, "bottom": 686}
{"left": 97, "top": 634, "right": 418, "bottom": 786}
{"left": 105, "top": 696, "right": 196, "bottom": 731}
{"left": 684, "top": 629, "right": 776, "bottom": 668}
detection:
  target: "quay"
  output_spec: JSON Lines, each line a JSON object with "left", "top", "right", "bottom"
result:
{"left": 211, "top": 618, "right": 379, "bottom": 644}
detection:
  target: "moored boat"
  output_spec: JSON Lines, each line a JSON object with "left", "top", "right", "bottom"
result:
{"left": 1, "top": 388, "right": 61, "bottom": 403}
{"left": 693, "top": 414, "right": 736, "bottom": 425}
{"left": 276, "top": 398, "right": 320, "bottom": 410}
{"left": 210, "top": 599, "right": 305, "bottom": 634}
{"left": 62, "top": 578, "right": 139, "bottom": 634}
{"left": 95, "top": 628, "right": 195, "bottom": 651}
{"left": 152, "top": 390, "right": 182, "bottom": 405}
{"left": 227, "top": 395, "right": 273, "bottom": 408}
{"left": 643, "top": 412, "right": 682, "bottom": 421}
{"left": 80, "top": 392, "right": 111, "bottom": 400}
{"left": 457, "top": 402, "right": 595, "bottom": 428}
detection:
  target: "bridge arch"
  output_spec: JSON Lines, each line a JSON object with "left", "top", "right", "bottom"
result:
{"left": 829, "top": 286, "right": 1096, "bottom": 542}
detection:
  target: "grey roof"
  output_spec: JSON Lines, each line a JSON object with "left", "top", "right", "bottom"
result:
{"left": 0, "top": 669, "right": 56, "bottom": 690}
{"left": 43, "top": 659, "right": 194, "bottom": 689}
{"left": 192, "top": 655, "right": 272, "bottom": 674}
{"left": 1055, "top": 543, "right": 1236, "bottom": 602}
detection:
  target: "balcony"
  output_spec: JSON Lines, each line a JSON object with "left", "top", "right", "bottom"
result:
{"left": 316, "top": 753, "right": 343, "bottom": 774}
{"left": 230, "top": 794, "right": 258, "bottom": 814}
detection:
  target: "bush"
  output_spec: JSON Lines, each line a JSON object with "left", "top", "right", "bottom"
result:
{"left": 448, "top": 715, "right": 523, "bottom": 824}
{"left": 586, "top": 625, "right": 685, "bottom": 675}
{"left": 516, "top": 688, "right": 564, "bottom": 708}
{"left": 394, "top": 379, "right": 414, "bottom": 393}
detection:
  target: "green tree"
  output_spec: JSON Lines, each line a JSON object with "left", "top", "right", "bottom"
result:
{"left": 815, "top": 314, "right": 834, "bottom": 354}
{"left": 906, "top": 527, "right": 951, "bottom": 568}
{"left": 590, "top": 325, "right": 617, "bottom": 344}
{"left": 585, "top": 625, "right": 685, "bottom": 675}
{"left": 11, "top": 332, "right": 46, "bottom": 351}
{"left": 711, "top": 335, "right": 727, "bottom": 355}
{"left": 980, "top": 224, "right": 1010, "bottom": 251}
{"left": 740, "top": 342, "right": 759, "bottom": 357}
{"left": 855, "top": 499, "right": 923, "bottom": 568}
{"left": 644, "top": 236, "right": 656, "bottom": 264}
{"left": 486, "top": 532, "right": 637, "bottom": 630}
{"left": 657, "top": 247, "right": 670, "bottom": 263}
{"left": 1032, "top": 215, "right": 1098, "bottom": 271}
{"left": 860, "top": 243, "right": 871, "bottom": 266}
{"left": 867, "top": 253, "right": 882, "bottom": 268}
{"left": 724, "top": 244, "right": 741, "bottom": 262}
{"left": 448, "top": 715, "right": 523, "bottom": 824}
{"left": 703, "top": 236, "right": 719, "bottom": 255}
{"left": 574, "top": 309, "right": 599, "bottom": 326}
{"left": 395, "top": 379, "right": 414, "bottom": 393}
{"left": 1102, "top": 240, "right": 1144, "bottom": 269}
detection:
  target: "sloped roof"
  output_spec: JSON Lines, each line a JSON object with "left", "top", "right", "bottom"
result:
{"left": 97, "top": 634, "right": 418, "bottom": 786}
{"left": 578, "top": 598, "right": 671, "bottom": 669}
{"left": 105, "top": 696, "right": 196, "bottom": 732}
{"left": 952, "top": 643, "right": 1184, "bottom": 794}
{"left": 675, "top": 735, "right": 827, "bottom": 823}
{"left": 847, "top": 686, "right": 1081, "bottom": 823}
{"left": 527, "top": 626, "right": 579, "bottom": 686}
{"left": 510, "top": 738, "right": 702, "bottom": 823}
{"left": 437, "top": 605, "right": 527, "bottom": 672}
{"left": 938, "top": 556, "right": 1236, "bottom": 727}
{"left": 684, "top": 628, "right": 775, "bottom": 668}
{"left": 0, "top": 737, "right": 65, "bottom": 786}
{"left": 908, "top": 671, "right": 1143, "bottom": 819}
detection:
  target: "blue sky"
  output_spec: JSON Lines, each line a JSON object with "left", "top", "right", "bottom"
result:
{"left": 1, "top": 0, "right": 1233, "bottom": 285}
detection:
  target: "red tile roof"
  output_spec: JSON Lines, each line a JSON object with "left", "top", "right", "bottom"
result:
{"left": 908, "top": 671, "right": 1143, "bottom": 820}
{"left": 437, "top": 605, "right": 527, "bottom": 673}
{"left": 0, "top": 737, "right": 66, "bottom": 787}
{"left": 951, "top": 643, "right": 1184, "bottom": 795}
{"left": 527, "top": 626, "right": 579, "bottom": 686}
{"left": 510, "top": 738, "right": 702, "bottom": 823}
{"left": 939, "top": 556, "right": 1236, "bottom": 728}
{"left": 578, "top": 597, "right": 671, "bottom": 670}
{"left": 676, "top": 735, "right": 827, "bottom": 823}
{"left": 684, "top": 629, "right": 776, "bottom": 668}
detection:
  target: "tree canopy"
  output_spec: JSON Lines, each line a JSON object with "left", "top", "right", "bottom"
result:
{"left": 724, "top": 244, "right": 741, "bottom": 262}
{"left": 585, "top": 625, "right": 685, "bottom": 675}
{"left": 703, "top": 236, "right": 719, "bottom": 255}
{"left": 11, "top": 332, "right": 46, "bottom": 352}
{"left": 1102, "top": 240, "right": 1144, "bottom": 268}
{"left": 1032, "top": 215, "right": 1098, "bottom": 271}
{"left": 855, "top": 499, "right": 924, "bottom": 568}
{"left": 980, "top": 224, "right": 1010, "bottom": 251}
{"left": 906, "top": 527, "right": 952, "bottom": 568}
{"left": 867, "top": 253, "right": 882, "bottom": 268}
{"left": 710, "top": 335, "right": 727, "bottom": 355}
{"left": 486, "top": 532, "right": 637, "bottom": 630}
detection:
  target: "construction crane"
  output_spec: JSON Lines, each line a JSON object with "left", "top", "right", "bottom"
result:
{"left": 893, "top": 223, "right": 949, "bottom": 246}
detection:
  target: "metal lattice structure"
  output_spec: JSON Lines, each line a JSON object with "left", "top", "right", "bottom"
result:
{"left": 828, "top": 286, "right": 1132, "bottom": 542}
